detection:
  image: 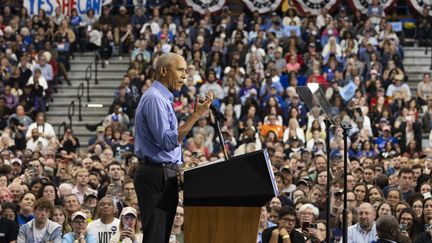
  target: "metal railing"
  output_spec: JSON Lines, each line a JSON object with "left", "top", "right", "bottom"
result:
{"left": 77, "top": 83, "right": 85, "bottom": 121}
{"left": 67, "top": 101, "right": 75, "bottom": 129}
{"left": 85, "top": 64, "right": 92, "bottom": 102}
{"left": 94, "top": 52, "right": 99, "bottom": 85}
{"left": 57, "top": 121, "right": 67, "bottom": 140}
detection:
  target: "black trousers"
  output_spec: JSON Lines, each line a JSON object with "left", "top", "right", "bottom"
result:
{"left": 134, "top": 163, "right": 179, "bottom": 243}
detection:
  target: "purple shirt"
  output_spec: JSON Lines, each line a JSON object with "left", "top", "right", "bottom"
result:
{"left": 134, "top": 81, "right": 182, "bottom": 164}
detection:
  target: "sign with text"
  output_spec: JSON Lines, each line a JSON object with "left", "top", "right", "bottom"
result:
{"left": 24, "top": 0, "right": 109, "bottom": 17}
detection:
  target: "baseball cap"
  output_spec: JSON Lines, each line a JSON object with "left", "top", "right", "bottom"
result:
{"left": 84, "top": 191, "right": 97, "bottom": 201}
{"left": 96, "top": 126, "right": 104, "bottom": 133}
{"left": 120, "top": 207, "right": 137, "bottom": 217}
{"left": 11, "top": 158, "right": 22, "bottom": 166}
{"left": 296, "top": 178, "right": 310, "bottom": 187}
{"left": 119, "top": 6, "right": 127, "bottom": 11}
{"left": 280, "top": 165, "right": 291, "bottom": 174}
{"left": 370, "top": 69, "right": 378, "bottom": 75}
{"left": 71, "top": 211, "right": 88, "bottom": 221}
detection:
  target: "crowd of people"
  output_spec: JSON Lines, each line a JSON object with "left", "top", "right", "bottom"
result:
{"left": 0, "top": 0, "right": 431, "bottom": 242}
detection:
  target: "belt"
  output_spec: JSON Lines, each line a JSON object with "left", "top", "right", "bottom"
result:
{"left": 140, "top": 157, "right": 180, "bottom": 171}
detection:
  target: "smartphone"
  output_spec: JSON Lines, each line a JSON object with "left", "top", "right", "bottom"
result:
{"left": 87, "top": 25, "right": 92, "bottom": 31}
{"left": 124, "top": 222, "right": 129, "bottom": 230}
{"left": 400, "top": 224, "right": 406, "bottom": 232}
{"left": 302, "top": 222, "right": 310, "bottom": 231}
{"left": 310, "top": 223, "right": 317, "bottom": 229}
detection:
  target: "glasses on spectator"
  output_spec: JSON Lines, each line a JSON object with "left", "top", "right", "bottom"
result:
{"left": 73, "top": 219, "right": 87, "bottom": 224}
{"left": 424, "top": 204, "right": 432, "bottom": 208}
{"left": 279, "top": 217, "right": 296, "bottom": 222}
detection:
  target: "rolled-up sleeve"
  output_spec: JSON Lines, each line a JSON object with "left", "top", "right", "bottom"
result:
{"left": 143, "top": 96, "right": 179, "bottom": 152}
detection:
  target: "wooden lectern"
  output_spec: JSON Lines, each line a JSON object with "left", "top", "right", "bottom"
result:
{"left": 183, "top": 149, "right": 277, "bottom": 243}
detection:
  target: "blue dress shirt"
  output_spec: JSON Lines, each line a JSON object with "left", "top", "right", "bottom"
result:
{"left": 134, "top": 81, "right": 182, "bottom": 164}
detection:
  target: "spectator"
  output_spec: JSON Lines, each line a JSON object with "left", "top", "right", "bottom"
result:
{"left": 348, "top": 202, "right": 377, "bottom": 242}
{"left": 62, "top": 211, "right": 97, "bottom": 243}
{"left": 262, "top": 206, "right": 305, "bottom": 243}
{"left": 109, "top": 207, "right": 142, "bottom": 243}
{"left": 87, "top": 197, "right": 120, "bottom": 243}
{"left": 0, "top": 202, "right": 19, "bottom": 242}
{"left": 17, "top": 197, "right": 62, "bottom": 243}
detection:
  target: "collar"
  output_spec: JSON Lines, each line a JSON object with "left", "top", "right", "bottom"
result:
{"left": 153, "top": 80, "right": 174, "bottom": 102}
{"left": 357, "top": 222, "right": 375, "bottom": 234}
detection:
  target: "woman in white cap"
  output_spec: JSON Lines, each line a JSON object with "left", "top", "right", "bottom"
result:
{"left": 110, "top": 207, "right": 142, "bottom": 243}
{"left": 62, "top": 211, "right": 97, "bottom": 243}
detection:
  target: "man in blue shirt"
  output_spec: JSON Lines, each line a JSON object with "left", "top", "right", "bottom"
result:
{"left": 134, "top": 52, "right": 213, "bottom": 243}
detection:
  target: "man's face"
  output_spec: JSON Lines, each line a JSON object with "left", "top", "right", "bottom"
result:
{"left": 358, "top": 203, "right": 375, "bottom": 230}
{"left": 363, "top": 168, "right": 375, "bottom": 183}
{"left": 82, "top": 158, "right": 93, "bottom": 170}
{"left": 278, "top": 214, "right": 296, "bottom": 232}
{"left": 109, "top": 165, "right": 122, "bottom": 181}
{"left": 413, "top": 168, "right": 422, "bottom": 180}
{"left": 163, "top": 55, "right": 187, "bottom": 92}
{"left": 32, "top": 129, "right": 39, "bottom": 140}
{"left": 399, "top": 172, "right": 413, "bottom": 191}
{"left": 346, "top": 192, "right": 357, "bottom": 208}
{"left": 76, "top": 172, "right": 89, "bottom": 186}
{"left": 34, "top": 207, "right": 50, "bottom": 223}
{"left": 9, "top": 184, "right": 22, "bottom": 202}
{"left": 98, "top": 197, "right": 115, "bottom": 217}
{"left": 315, "top": 157, "right": 326, "bottom": 171}
{"left": 275, "top": 176, "right": 284, "bottom": 192}
{"left": 64, "top": 195, "right": 80, "bottom": 213}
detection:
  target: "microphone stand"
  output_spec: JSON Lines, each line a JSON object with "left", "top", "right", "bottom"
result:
{"left": 214, "top": 112, "right": 229, "bottom": 161}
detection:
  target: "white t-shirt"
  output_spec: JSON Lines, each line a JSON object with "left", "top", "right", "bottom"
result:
{"left": 33, "top": 226, "right": 47, "bottom": 243}
{"left": 87, "top": 218, "right": 120, "bottom": 243}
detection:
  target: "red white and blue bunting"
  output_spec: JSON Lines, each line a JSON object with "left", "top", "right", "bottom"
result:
{"left": 406, "top": 0, "right": 432, "bottom": 15}
{"left": 292, "top": 0, "right": 339, "bottom": 15}
{"left": 348, "top": 0, "right": 396, "bottom": 14}
{"left": 185, "top": 0, "right": 226, "bottom": 14}
{"left": 242, "top": 0, "right": 283, "bottom": 14}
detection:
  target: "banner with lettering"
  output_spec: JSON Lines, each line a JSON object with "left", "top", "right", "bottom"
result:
{"left": 347, "top": 0, "right": 396, "bottom": 14}
{"left": 24, "top": 0, "right": 111, "bottom": 17}
{"left": 242, "top": 0, "right": 282, "bottom": 14}
{"left": 292, "top": 0, "right": 339, "bottom": 15}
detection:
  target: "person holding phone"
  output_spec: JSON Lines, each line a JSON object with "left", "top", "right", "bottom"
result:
{"left": 262, "top": 206, "right": 305, "bottom": 243}
{"left": 109, "top": 207, "right": 142, "bottom": 243}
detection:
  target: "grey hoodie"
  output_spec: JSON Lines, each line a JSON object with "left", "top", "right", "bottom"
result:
{"left": 17, "top": 219, "right": 62, "bottom": 243}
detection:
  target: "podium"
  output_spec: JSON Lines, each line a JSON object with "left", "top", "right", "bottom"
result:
{"left": 183, "top": 149, "right": 277, "bottom": 243}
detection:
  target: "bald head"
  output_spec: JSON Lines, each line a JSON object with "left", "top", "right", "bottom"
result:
{"left": 155, "top": 53, "right": 187, "bottom": 92}
{"left": 358, "top": 202, "right": 376, "bottom": 231}
{"left": 376, "top": 215, "right": 400, "bottom": 241}
{"left": 155, "top": 53, "right": 183, "bottom": 77}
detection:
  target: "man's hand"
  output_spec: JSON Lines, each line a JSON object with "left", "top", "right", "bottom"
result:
{"left": 194, "top": 93, "right": 214, "bottom": 117}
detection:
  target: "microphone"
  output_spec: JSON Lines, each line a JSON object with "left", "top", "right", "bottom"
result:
{"left": 198, "top": 94, "right": 227, "bottom": 121}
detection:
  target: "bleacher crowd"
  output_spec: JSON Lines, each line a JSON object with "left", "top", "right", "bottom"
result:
{"left": 0, "top": 0, "right": 432, "bottom": 242}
